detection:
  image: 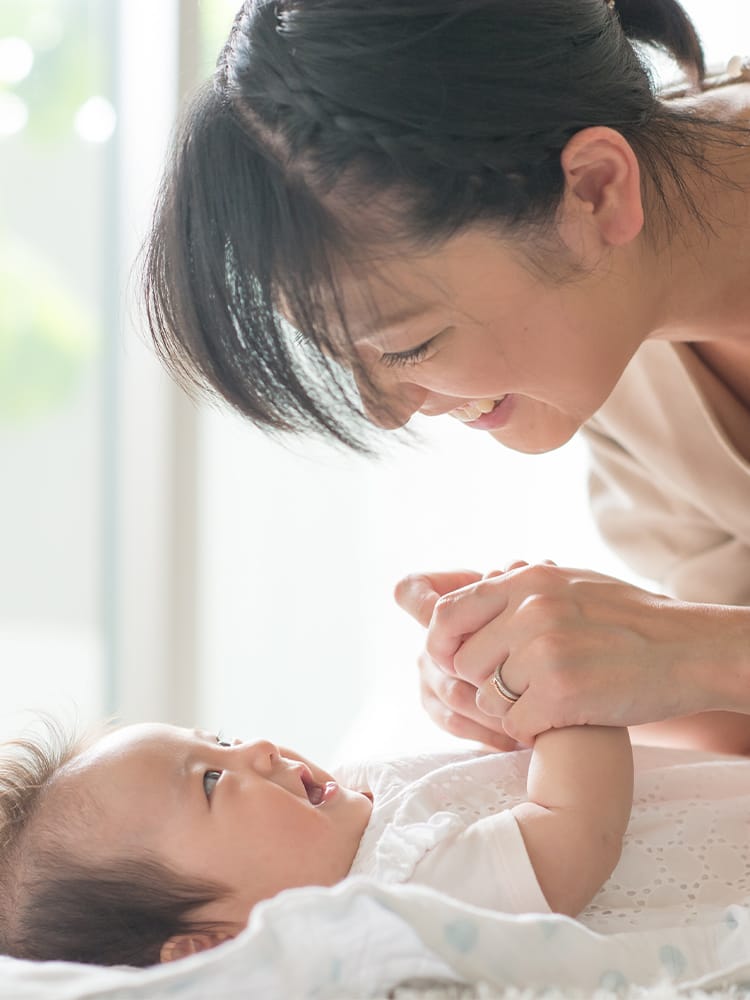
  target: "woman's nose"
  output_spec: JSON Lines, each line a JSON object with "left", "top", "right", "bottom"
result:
{"left": 356, "top": 372, "right": 427, "bottom": 429}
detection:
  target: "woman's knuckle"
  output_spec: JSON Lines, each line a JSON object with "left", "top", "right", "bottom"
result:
{"left": 524, "top": 562, "right": 559, "bottom": 586}
{"left": 473, "top": 577, "right": 493, "bottom": 595}
{"left": 431, "top": 593, "right": 457, "bottom": 625}
{"left": 419, "top": 684, "right": 441, "bottom": 715}
{"left": 440, "top": 708, "right": 475, "bottom": 739}
{"left": 439, "top": 674, "right": 466, "bottom": 707}
{"left": 424, "top": 634, "right": 446, "bottom": 667}
{"left": 516, "top": 593, "right": 567, "bottom": 629}
{"left": 529, "top": 628, "right": 567, "bottom": 660}
{"left": 452, "top": 646, "right": 470, "bottom": 679}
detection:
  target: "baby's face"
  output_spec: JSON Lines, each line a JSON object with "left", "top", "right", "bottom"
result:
{"left": 61, "top": 724, "right": 372, "bottom": 930}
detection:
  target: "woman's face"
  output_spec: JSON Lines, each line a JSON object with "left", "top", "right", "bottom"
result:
{"left": 337, "top": 227, "right": 649, "bottom": 453}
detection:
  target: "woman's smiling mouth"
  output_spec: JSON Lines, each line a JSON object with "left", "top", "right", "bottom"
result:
{"left": 449, "top": 397, "right": 509, "bottom": 426}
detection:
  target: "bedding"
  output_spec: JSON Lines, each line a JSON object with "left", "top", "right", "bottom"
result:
{"left": 2, "top": 877, "right": 750, "bottom": 999}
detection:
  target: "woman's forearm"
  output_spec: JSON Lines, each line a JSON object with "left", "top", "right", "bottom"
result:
{"left": 679, "top": 602, "right": 750, "bottom": 717}
{"left": 630, "top": 711, "right": 750, "bottom": 755}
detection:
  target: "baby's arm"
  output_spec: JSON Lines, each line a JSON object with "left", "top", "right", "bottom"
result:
{"left": 512, "top": 726, "right": 633, "bottom": 916}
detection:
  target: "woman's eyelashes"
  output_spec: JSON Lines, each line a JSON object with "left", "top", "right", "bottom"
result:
{"left": 379, "top": 327, "right": 451, "bottom": 369}
{"left": 204, "top": 770, "right": 222, "bottom": 800}
{"left": 380, "top": 339, "right": 433, "bottom": 369}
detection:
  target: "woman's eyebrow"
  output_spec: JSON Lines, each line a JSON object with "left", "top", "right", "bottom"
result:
{"left": 355, "top": 306, "right": 440, "bottom": 343}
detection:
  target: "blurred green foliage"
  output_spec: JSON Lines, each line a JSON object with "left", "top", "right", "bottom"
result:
{"left": 0, "top": 0, "right": 105, "bottom": 423}
{"left": 0, "top": 237, "right": 95, "bottom": 422}
{"left": 0, "top": 0, "right": 236, "bottom": 424}
{"left": 0, "top": 0, "right": 108, "bottom": 144}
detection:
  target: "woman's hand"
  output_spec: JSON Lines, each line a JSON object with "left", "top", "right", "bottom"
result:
{"left": 396, "top": 563, "right": 750, "bottom": 747}
{"left": 394, "top": 568, "right": 521, "bottom": 750}
{"left": 416, "top": 646, "right": 523, "bottom": 750}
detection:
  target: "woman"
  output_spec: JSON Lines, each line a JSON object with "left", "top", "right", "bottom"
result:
{"left": 143, "top": 0, "right": 750, "bottom": 752}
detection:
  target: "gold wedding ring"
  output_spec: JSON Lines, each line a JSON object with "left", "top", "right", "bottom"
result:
{"left": 491, "top": 664, "right": 521, "bottom": 704}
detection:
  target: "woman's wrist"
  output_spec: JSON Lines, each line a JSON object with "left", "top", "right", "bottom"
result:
{"left": 677, "top": 601, "right": 750, "bottom": 715}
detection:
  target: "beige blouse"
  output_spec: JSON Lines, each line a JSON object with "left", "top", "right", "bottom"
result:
{"left": 583, "top": 58, "right": 750, "bottom": 606}
{"left": 583, "top": 341, "right": 750, "bottom": 605}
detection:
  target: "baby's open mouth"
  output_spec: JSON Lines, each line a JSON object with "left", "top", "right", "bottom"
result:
{"left": 302, "top": 773, "right": 323, "bottom": 805}
{"left": 301, "top": 768, "right": 336, "bottom": 806}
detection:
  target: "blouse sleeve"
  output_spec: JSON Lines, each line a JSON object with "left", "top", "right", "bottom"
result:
{"left": 583, "top": 418, "right": 750, "bottom": 606}
{"left": 409, "top": 810, "right": 551, "bottom": 914}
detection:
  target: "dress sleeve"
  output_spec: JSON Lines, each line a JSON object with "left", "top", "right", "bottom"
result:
{"left": 583, "top": 419, "right": 750, "bottom": 606}
{"left": 409, "top": 810, "right": 551, "bottom": 914}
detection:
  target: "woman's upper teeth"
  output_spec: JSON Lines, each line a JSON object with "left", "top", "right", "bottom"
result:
{"left": 452, "top": 398, "right": 502, "bottom": 422}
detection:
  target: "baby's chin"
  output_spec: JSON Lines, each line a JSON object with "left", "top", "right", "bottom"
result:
{"left": 339, "top": 783, "right": 374, "bottom": 830}
{"left": 341, "top": 782, "right": 374, "bottom": 808}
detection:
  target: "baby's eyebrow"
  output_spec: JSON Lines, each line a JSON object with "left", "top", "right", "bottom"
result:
{"left": 174, "top": 736, "right": 208, "bottom": 803}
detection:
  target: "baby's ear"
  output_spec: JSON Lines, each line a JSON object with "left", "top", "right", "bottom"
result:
{"left": 160, "top": 930, "right": 235, "bottom": 963}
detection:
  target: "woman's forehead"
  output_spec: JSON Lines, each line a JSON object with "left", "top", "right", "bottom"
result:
{"left": 336, "top": 229, "right": 514, "bottom": 321}
{"left": 283, "top": 227, "right": 516, "bottom": 348}
{"left": 316, "top": 255, "right": 451, "bottom": 340}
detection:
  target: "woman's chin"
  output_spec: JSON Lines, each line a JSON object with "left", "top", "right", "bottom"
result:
{"left": 488, "top": 418, "right": 580, "bottom": 454}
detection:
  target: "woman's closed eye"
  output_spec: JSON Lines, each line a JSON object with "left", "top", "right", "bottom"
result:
{"left": 203, "top": 770, "right": 222, "bottom": 800}
{"left": 380, "top": 338, "right": 433, "bottom": 369}
{"left": 379, "top": 327, "right": 452, "bottom": 369}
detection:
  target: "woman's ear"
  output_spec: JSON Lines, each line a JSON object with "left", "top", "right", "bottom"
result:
{"left": 160, "top": 929, "right": 236, "bottom": 963}
{"left": 558, "top": 126, "right": 644, "bottom": 251}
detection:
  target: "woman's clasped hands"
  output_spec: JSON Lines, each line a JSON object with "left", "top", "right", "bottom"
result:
{"left": 395, "top": 563, "right": 741, "bottom": 749}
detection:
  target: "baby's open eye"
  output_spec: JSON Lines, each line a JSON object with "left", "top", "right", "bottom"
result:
{"left": 203, "top": 770, "right": 222, "bottom": 799}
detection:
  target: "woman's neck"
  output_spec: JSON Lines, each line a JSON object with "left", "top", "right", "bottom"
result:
{"left": 642, "top": 84, "right": 750, "bottom": 346}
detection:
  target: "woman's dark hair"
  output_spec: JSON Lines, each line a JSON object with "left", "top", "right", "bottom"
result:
{"left": 143, "top": 0, "right": 733, "bottom": 451}
{"left": 0, "top": 720, "right": 230, "bottom": 967}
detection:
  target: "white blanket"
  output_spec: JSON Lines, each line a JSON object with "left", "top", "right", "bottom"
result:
{"left": 2, "top": 877, "right": 750, "bottom": 999}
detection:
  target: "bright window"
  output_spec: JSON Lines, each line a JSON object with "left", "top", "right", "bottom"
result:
{"left": 0, "top": 0, "right": 117, "bottom": 736}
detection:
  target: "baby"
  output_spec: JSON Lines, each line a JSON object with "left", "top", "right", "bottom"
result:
{"left": 0, "top": 720, "right": 632, "bottom": 967}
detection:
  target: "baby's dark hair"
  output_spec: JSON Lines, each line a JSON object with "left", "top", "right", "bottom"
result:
{"left": 0, "top": 719, "right": 230, "bottom": 967}
{"left": 142, "top": 0, "right": 737, "bottom": 451}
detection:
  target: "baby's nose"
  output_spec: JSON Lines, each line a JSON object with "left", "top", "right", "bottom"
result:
{"left": 238, "top": 739, "right": 280, "bottom": 772}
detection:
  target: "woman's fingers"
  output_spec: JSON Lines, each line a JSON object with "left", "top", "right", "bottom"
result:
{"left": 394, "top": 570, "right": 483, "bottom": 628}
{"left": 501, "top": 699, "right": 560, "bottom": 747}
{"left": 475, "top": 668, "right": 556, "bottom": 745}
{"left": 418, "top": 653, "right": 520, "bottom": 750}
{"left": 426, "top": 562, "right": 554, "bottom": 671}
{"left": 426, "top": 575, "right": 515, "bottom": 670}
